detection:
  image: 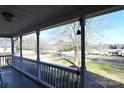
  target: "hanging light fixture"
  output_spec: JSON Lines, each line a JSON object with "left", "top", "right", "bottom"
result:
{"left": 76, "top": 30, "right": 81, "bottom": 35}
{"left": 2, "top": 12, "right": 14, "bottom": 22}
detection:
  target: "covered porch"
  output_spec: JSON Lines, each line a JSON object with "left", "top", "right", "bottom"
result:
{"left": 0, "top": 5, "right": 123, "bottom": 88}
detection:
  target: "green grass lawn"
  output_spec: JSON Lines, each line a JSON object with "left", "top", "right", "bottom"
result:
{"left": 86, "top": 60, "right": 124, "bottom": 84}
{"left": 41, "top": 54, "right": 73, "bottom": 66}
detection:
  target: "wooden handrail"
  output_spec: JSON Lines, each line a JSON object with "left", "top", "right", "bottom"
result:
{"left": 13, "top": 55, "right": 79, "bottom": 74}
{"left": 0, "top": 55, "right": 12, "bottom": 57}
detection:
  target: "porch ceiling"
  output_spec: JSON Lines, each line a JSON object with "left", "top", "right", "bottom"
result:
{"left": 0, "top": 5, "right": 122, "bottom": 37}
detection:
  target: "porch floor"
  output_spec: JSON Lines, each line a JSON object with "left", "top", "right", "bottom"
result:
{"left": 0, "top": 67, "right": 42, "bottom": 88}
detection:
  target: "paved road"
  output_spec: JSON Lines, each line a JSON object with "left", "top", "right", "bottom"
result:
{"left": 86, "top": 55, "right": 124, "bottom": 63}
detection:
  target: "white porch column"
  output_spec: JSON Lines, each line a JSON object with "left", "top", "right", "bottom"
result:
{"left": 36, "top": 30, "right": 40, "bottom": 80}
{"left": 11, "top": 37, "right": 14, "bottom": 65}
{"left": 80, "top": 17, "right": 86, "bottom": 88}
{"left": 20, "top": 35, "right": 23, "bottom": 69}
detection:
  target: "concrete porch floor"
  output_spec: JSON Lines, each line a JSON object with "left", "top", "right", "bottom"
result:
{"left": 0, "top": 67, "right": 42, "bottom": 88}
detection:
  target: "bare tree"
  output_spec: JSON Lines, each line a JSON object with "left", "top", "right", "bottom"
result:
{"left": 46, "top": 16, "right": 113, "bottom": 66}
{"left": 63, "top": 22, "right": 81, "bottom": 65}
{"left": 48, "top": 21, "right": 81, "bottom": 65}
{"left": 85, "top": 17, "right": 113, "bottom": 46}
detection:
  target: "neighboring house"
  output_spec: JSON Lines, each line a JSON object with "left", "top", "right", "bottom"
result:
{"left": 87, "top": 49, "right": 124, "bottom": 56}
{"left": 0, "top": 38, "right": 11, "bottom": 55}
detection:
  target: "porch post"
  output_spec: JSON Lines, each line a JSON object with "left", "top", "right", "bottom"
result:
{"left": 36, "top": 30, "right": 40, "bottom": 80}
{"left": 20, "top": 35, "right": 23, "bottom": 70}
{"left": 11, "top": 37, "right": 14, "bottom": 65}
{"left": 79, "top": 17, "right": 85, "bottom": 88}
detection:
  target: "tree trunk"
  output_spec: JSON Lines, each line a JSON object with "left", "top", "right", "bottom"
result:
{"left": 74, "top": 46, "right": 78, "bottom": 64}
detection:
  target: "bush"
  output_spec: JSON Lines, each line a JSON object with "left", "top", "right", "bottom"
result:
{"left": 16, "top": 45, "right": 20, "bottom": 52}
{"left": 63, "top": 43, "right": 74, "bottom": 51}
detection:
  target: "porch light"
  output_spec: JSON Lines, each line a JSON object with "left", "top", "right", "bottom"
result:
{"left": 76, "top": 30, "right": 81, "bottom": 35}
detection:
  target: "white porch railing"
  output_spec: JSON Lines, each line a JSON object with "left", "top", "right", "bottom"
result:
{"left": 0, "top": 55, "right": 12, "bottom": 67}
{"left": 12, "top": 56, "right": 81, "bottom": 88}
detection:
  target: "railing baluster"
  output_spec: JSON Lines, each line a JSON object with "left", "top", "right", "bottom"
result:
{"left": 42, "top": 65, "right": 44, "bottom": 81}
{"left": 72, "top": 73, "right": 74, "bottom": 88}
{"left": 42, "top": 64, "right": 44, "bottom": 80}
{"left": 44, "top": 65, "right": 46, "bottom": 82}
{"left": 0, "top": 57, "right": 1, "bottom": 67}
{"left": 5, "top": 57, "right": 6, "bottom": 66}
{"left": 53, "top": 68, "right": 56, "bottom": 87}
{"left": 45, "top": 65, "right": 47, "bottom": 83}
{"left": 56, "top": 69, "right": 59, "bottom": 88}
{"left": 60, "top": 70, "right": 62, "bottom": 88}
{"left": 43, "top": 64, "right": 45, "bottom": 81}
{"left": 64, "top": 71, "right": 66, "bottom": 88}
{"left": 51, "top": 67, "right": 54, "bottom": 86}
{"left": 3, "top": 57, "right": 4, "bottom": 66}
{"left": 77, "top": 75, "right": 80, "bottom": 88}
{"left": 44, "top": 65, "right": 47, "bottom": 82}
{"left": 43, "top": 65, "right": 45, "bottom": 81}
{"left": 54, "top": 68, "right": 57, "bottom": 87}
{"left": 46, "top": 65, "right": 48, "bottom": 83}
{"left": 42, "top": 64, "right": 44, "bottom": 81}
{"left": 56, "top": 68, "right": 59, "bottom": 88}
{"left": 49, "top": 67, "right": 52, "bottom": 85}
{"left": 58, "top": 69, "right": 61, "bottom": 88}
{"left": 1, "top": 57, "right": 2, "bottom": 67}
{"left": 5, "top": 57, "right": 7, "bottom": 66}
{"left": 68, "top": 72, "right": 70, "bottom": 88}
{"left": 40, "top": 64, "right": 43, "bottom": 80}
{"left": 3, "top": 57, "right": 5, "bottom": 66}
{"left": 2, "top": 57, "right": 3, "bottom": 66}
{"left": 48, "top": 66, "right": 50, "bottom": 83}
{"left": 50, "top": 67, "right": 52, "bottom": 85}
{"left": 4, "top": 57, "right": 5, "bottom": 66}
{"left": 47, "top": 66, "right": 50, "bottom": 84}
